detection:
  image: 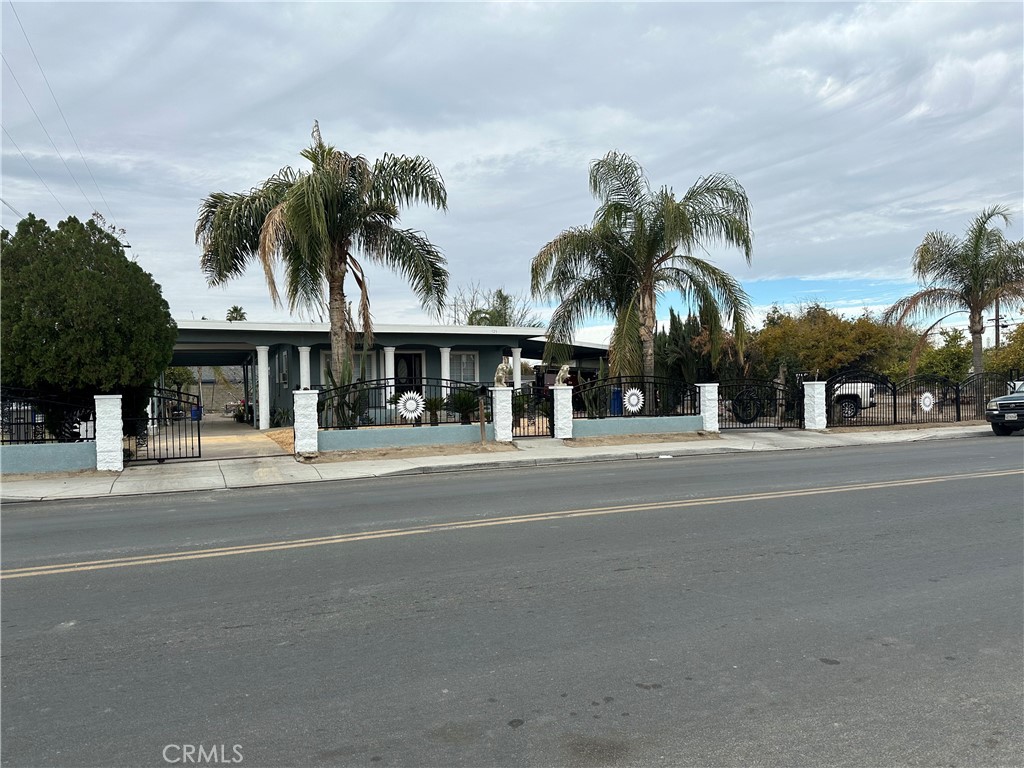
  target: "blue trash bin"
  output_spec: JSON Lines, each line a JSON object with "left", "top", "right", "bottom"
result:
{"left": 610, "top": 388, "right": 623, "bottom": 416}
{"left": 191, "top": 406, "right": 203, "bottom": 421}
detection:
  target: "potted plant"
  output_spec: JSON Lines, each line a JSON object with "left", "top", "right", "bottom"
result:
{"left": 445, "top": 388, "right": 478, "bottom": 425}
{"left": 424, "top": 396, "right": 445, "bottom": 426}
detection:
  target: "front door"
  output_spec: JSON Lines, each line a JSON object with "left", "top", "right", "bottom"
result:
{"left": 395, "top": 353, "right": 424, "bottom": 393}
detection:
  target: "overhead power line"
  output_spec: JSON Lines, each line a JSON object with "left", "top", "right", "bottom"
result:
{"left": 1, "top": 124, "right": 70, "bottom": 217}
{"left": 2, "top": 197, "right": 25, "bottom": 218}
{"left": 2, "top": 53, "right": 99, "bottom": 217}
{"left": 6, "top": 1, "right": 120, "bottom": 229}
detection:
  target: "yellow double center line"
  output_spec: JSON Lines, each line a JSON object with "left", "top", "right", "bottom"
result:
{"left": 3, "top": 469, "right": 1020, "bottom": 580}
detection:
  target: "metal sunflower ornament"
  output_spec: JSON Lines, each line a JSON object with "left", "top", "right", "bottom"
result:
{"left": 919, "top": 391, "right": 934, "bottom": 413}
{"left": 397, "top": 391, "right": 426, "bottom": 421}
{"left": 623, "top": 387, "right": 645, "bottom": 414}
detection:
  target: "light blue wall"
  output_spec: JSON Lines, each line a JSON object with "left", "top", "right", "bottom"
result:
{"left": 319, "top": 424, "right": 495, "bottom": 451}
{"left": 0, "top": 442, "right": 96, "bottom": 474}
{"left": 571, "top": 416, "right": 703, "bottom": 438}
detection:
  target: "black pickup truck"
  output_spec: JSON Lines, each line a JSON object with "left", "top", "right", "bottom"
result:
{"left": 986, "top": 383, "right": 1024, "bottom": 436}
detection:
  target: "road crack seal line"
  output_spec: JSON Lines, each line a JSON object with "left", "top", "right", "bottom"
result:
{"left": 3, "top": 468, "right": 1020, "bottom": 580}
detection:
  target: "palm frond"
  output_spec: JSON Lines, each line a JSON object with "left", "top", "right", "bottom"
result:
{"left": 373, "top": 154, "right": 448, "bottom": 211}
{"left": 882, "top": 287, "right": 964, "bottom": 326}
{"left": 358, "top": 224, "right": 449, "bottom": 316}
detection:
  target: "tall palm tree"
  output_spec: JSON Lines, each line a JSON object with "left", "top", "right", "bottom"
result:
{"left": 883, "top": 206, "right": 1024, "bottom": 375}
{"left": 531, "top": 151, "right": 753, "bottom": 378}
{"left": 196, "top": 122, "right": 449, "bottom": 382}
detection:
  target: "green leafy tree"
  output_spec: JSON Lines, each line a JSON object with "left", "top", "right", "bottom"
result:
{"left": 985, "top": 323, "right": 1024, "bottom": 375}
{"left": 884, "top": 206, "right": 1024, "bottom": 374}
{"left": 748, "top": 304, "right": 917, "bottom": 379}
{"left": 1, "top": 214, "right": 176, "bottom": 421}
{"left": 916, "top": 328, "right": 972, "bottom": 380}
{"left": 197, "top": 122, "right": 449, "bottom": 382}
{"left": 226, "top": 305, "right": 247, "bottom": 321}
{"left": 532, "top": 151, "right": 752, "bottom": 378}
{"left": 164, "top": 366, "right": 197, "bottom": 392}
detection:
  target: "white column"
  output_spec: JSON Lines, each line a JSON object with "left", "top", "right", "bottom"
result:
{"left": 490, "top": 386, "right": 513, "bottom": 442}
{"left": 551, "top": 385, "right": 573, "bottom": 439}
{"left": 292, "top": 389, "right": 320, "bottom": 456}
{"left": 511, "top": 347, "right": 522, "bottom": 388}
{"left": 698, "top": 383, "right": 719, "bottom": 433}
{"left": 803, "top": 381, "right": 827, "bottom": 430}
{"left": 257, "top": 345, "right": 270, "bottom": 430}
{"left": 439, "top": 347, "right": 451, "bottom": 382}
{"left": 298, "top": 346, "right": 311, "bottom": 389}
{"left": 384, "top": 346, "right": 396, "bottom": 404}
{"left": 94, "top": 394, "right": 123, "bottom": 472}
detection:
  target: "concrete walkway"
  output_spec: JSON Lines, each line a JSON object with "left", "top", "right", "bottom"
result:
{"left": 0, "top": 424, "right": 1005, "bottom": 504}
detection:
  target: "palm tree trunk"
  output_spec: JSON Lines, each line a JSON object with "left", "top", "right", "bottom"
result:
{"left": 969, "top": 309, "right": 984, "bottom": 374}
{"left": 328, "top": 249, "right": 350, "bottom": 384}
{"left": 640, "top": 289, "right": 657, "bottom": 380}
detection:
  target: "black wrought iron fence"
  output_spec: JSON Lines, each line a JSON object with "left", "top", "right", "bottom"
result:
{"left": 512, "top": 384, "right": 553, "bottom": 438}
{"left": 318, "top": 378, "right": 492, "bottom": 429}
{"left": 0, "top": 388, "right": 96, "bottom": 444}
{"left": 960, "top": 372, "right": 1016, "bottom": 420}
{"left": 826, "top": 369, "right": 1020, "bottom": 427}
{"left": 892, "top": 374, "right": 960, "bottom": 424}
{"left": 573, "top": 377, "right": 700, "bottom": 420}
{"left": 122, "top": 388, "right": 202, "bottom": 463}
{"left": 718, "top": 379, "right": 804, "bottom": 429}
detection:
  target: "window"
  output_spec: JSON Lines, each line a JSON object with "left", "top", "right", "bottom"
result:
{"left": 277, "top": 349, "right": 288, "bottom": 385}
{"left": 450, "top": 352, "right": 478, "bottom": 383}
{"left": 320, "top": 350, "right": 376, "bottom": 385}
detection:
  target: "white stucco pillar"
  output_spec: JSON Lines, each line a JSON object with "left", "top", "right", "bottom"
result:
{"left": 698, "top": 383, "right": 719, "bottom": 433}
{"left": 384, "top": 346, "right": 396, "bottom": 404}
{"left": 292, "top": 389, "right": 320, "bottom": 456}
{"left": 298, "top": 346, "right": 311, "bottom": 389}
{"left": 490, "top": 386, "right": 513, "bottom": 443}
{"left": 551, "top": 385, "right": 573, "bottom": 440}
{"left": 511, "top": 347, "right": 522, "bottom": 388}
{"left": 440, "top": 347, "right": 451, "bottom": 382}
{"left": 803, "top": 381, "right": 827, "bottom": 431}
{"left": 257, "top": 345, "right": 270, "bottom": 430}
{"left": 94, "top": 394, "right": 123, "bottom": 472}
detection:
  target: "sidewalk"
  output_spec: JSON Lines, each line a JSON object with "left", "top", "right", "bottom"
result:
{"left": 0, "top": 424, "right": 1001, "bottom": 503}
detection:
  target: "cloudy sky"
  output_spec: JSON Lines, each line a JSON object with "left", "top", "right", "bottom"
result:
{"left": 3, "top": 1, "right": 1022, "bottom": 345}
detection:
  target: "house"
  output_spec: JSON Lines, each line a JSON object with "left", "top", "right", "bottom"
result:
{"left": 171, "top": 320, "right": 608, "bottom": 429}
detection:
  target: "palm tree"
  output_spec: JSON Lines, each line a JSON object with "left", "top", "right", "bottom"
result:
{"left": 531, "top": 151, "right": 753, "bottom": 378}
{"left": 466, "top": 288, "right": 543, "bottom": 327}
{"left": 196, "top": 122, "right": 449, "bottom": 382}
{"left": 883, "top": 206, "right": 1024, "bottom": 374}
{"left": 225, "top": 305, "right": 247, "bottom": 322}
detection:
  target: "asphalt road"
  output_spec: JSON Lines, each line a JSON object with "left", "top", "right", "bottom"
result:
{"left": 2, "top": 439, "right": 1022, "bottom": 767}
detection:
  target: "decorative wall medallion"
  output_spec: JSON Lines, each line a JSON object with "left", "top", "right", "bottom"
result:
{"left": 397, "top": 391, "right": 426, "bottom": 421}
{"left": 919, "top": 391, "right": 934, "bottom": 412}
{"left": 623, "top": 387, "right": 645, "bottom": 414}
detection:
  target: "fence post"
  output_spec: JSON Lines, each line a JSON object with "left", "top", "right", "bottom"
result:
{"left": 491, "top": 386, "right": 513, "bottom": 442}
{"left": 94, "top": 394, "right": 123, "bottom": 472}
{"left": 292, "top": 389, "right": 320, "bottom": 457}
{"left": 803, "top": 381, "right": 827, "bottom": 430}
{"left": 697, "top": 383, "right": 719, "bottom": 433}
{"left": 550, "top": 385, "right": 573, "bottom": 439}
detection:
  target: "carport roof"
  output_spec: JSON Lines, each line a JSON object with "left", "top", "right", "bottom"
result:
{"left": 170, "top": 320, "right": 607, "bottom": 367}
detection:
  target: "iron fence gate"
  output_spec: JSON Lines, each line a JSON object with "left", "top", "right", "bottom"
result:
{"left": 123, "top": 388, "right": 202, "bottom": 463}
{"left": 512, "top": 384, "right": 553, "bottom": 438}
{"left": 718, "top": 379, "right": 804, "bottom": 429}
{"left": 826, "top": 370, "right": 1018, "bottom": 427}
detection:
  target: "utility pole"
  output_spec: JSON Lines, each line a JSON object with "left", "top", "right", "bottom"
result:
{"left": 995, "top": 297, "right": 1001, "bottom": 348}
